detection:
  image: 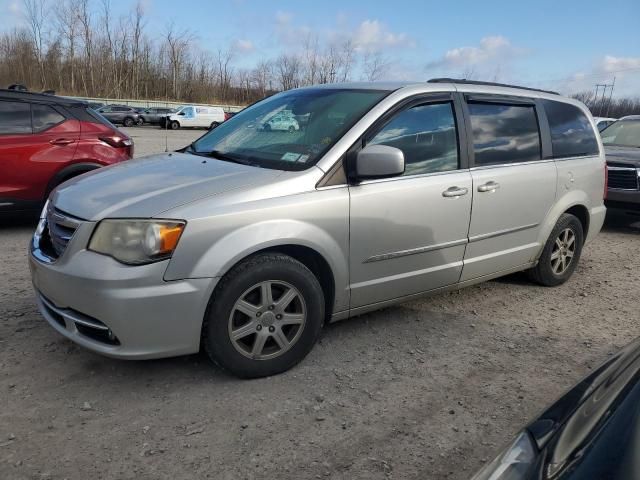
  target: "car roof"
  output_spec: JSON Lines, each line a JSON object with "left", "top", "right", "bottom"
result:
{"left": 297, "top": 79, "right": 574, "bottom": 103}
{"left": 620, "top": 115, "right": 640, "bottom": 121}
{"left": 0, "top": 89, "right": 88, "bottom": 106}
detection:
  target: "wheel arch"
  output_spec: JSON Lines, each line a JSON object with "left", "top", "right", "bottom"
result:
{"left": 535, "top": 189, "right": 593, "bottom": 262}
{"left": 45, "top": 162, "right": 103, "bottom": 199}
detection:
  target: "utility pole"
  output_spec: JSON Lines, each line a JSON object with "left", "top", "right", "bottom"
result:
{"left": 594, "top": 79, "right": 615, "bottom": 117}
{"left": 605, "top": 77, "right": 616, "bottom": 117}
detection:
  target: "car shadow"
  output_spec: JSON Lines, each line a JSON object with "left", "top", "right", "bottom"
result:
{"left": 0, "top": 211, "right": 39, "bottom": 229}
{"left": 603, "top": 210, "right": 640, "bottom": 234}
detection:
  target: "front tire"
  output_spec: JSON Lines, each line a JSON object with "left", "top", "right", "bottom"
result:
{"left": 209, "top": 122, "right": 220, "bottom": 130}
{"left": 123, "top": 117, "right": 134, "bottom": 127}
{"left": 203, "top": 253, "right": 325, "bottom": 378}
{"left": 528, "top": 213, "right": 584, "bottom": 286}
{"left": 170, "top": 120, "right": 180, "bottom": 130}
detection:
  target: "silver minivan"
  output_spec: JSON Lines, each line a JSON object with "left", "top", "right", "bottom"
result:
{"left": 30, "top": 80, "right": 606, "bottom": 378}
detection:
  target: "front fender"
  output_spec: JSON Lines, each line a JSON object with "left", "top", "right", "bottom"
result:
{"left": 164, "top": 219, "right": 350, "bottom": 312}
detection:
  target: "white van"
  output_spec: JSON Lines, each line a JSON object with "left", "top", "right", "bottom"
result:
{"left": 164, "top": 105, "right": 227, "bottom": 130}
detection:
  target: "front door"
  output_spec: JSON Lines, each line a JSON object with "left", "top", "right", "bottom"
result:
{"left": 460, "top": 98, "right": 557, "bottom": 281}
{"left": 349, "top": 96, "right": 472, "bottom": 308}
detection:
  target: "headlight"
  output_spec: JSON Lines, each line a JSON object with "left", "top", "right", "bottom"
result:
{"left": 88, "top": 219, "right": 186, "bottom": 265}
{"left": 472, "top": 431, "right": 538, "bottom": 480}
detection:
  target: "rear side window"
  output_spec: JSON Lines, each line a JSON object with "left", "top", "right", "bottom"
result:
{"left": 468, "top": 102, "right": 541, "bottom": 166}
{"left": 0, "top": 101, "right": 31, "bottom": 134}
{"left": 32, "top": 104, "right": 65, "bottom": 132}
{"left": 368, "top": 102, "right": 459, "bottom": 176}
{"left": 542, "top": 100, "right": 599, "bottom": 158}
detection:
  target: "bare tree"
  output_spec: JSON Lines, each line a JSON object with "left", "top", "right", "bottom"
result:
{"left": 362, "top": 51, "right": 389, "bottom": 81}
{"left": 23, "top": 0, "right": 48, "bottom": 88}
{"left": 164, "top": 22, "right": 193, "bottom": 99}
{"left": 275, "top": 53, "right": 301, "bottom": 90}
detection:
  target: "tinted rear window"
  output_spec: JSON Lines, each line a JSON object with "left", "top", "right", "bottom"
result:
{"left": 542, "top": 100, "right": 599, "bottom": 158}
{"left": 0, "top": 101, "right": 31, "bottom": 134}
{"left": 32, "top": 104, "right": 66, "bottom": 132}
{"left": 468, "top": 102, "right": 541, "bottom": 166}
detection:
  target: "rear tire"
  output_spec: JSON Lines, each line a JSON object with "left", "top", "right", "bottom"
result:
{"left": 123, "top": 117, "right": 134, "bottom": 127}
{"left": 203, "top": 253, "right": 325, "bottom": 378}
{"left": 170, "top": 121, "right": 180, "bottom": 130}
{"left": 528, "top": 213, "right": 584, "bottom": 286}
{"left": 209, "top": 122, "right": 220, "bottom": 130}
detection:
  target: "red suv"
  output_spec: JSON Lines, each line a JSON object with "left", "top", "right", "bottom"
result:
{"left": 0, "top": 90, "right": 133, "bottom": 212}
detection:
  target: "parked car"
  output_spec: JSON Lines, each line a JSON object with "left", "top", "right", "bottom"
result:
{"left": 30, "top": 80, "right": 605, "bottom": 378}
{"left": 261, "top": 110, "right": 300, "bottom": 132}
{"left": 87, "top": 101, "right": 105, "bottom": 110}
{"left": 160, "top": 105, "right": 227, "bottom": 130}
{"left": 472, "top": 338, "right": 640, "bottom": 480}
{"left": 601, "top": 115, "right": 640, "bottom": 212}
{"left": 0, "top": 89, "right": 133, "bottom": 213}
{"left": 593, "top": 116, "right": 617, "bottom": 131}
{"left": 139, "top": 107, "right": 176, "bottom": 125}
{"left": 97, "top": 105, "right": 142, "bottom": 127}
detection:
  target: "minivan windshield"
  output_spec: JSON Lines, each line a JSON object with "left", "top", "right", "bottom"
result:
{"left": 601, "top": 119, "right": 640, "bottom": 148}
{"left": 190, "top": 88, "right": 389, "bottom": 171}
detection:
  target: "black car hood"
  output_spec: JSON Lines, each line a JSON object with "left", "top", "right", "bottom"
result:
{"left": 605, "top": 146, "right": 640, "bottom": 167}
{"left": 526, "top": 339, "right": 640, "bottom": 479}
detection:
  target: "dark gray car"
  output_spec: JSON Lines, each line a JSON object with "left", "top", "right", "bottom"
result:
{"left": 97, "top": 105, "right": 142, "bottom": 127}
{"left": 602, "top": 116, "right": 640, "bottom": 211}
{"left": 139, "top": 107, "right": 176, "bottom": 125}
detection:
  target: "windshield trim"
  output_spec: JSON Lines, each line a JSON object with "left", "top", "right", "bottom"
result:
{"left": 191, "top": 88, "right": 394, "bottom": 172}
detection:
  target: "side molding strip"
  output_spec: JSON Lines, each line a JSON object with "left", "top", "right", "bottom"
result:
{"left": 363, "top": 238, "right": 468, "bottom": 263}
{"left": 468, "top": 223, "right": 539, "bottom": 243}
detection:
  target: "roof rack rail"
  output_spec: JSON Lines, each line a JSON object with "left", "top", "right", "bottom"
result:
{"left": 427, "top": 78, "right": 559, "bottom": 95}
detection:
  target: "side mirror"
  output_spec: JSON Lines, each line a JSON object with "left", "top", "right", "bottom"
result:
{"left": 354, "top": 144, "right": 405, "bottom": 180}
{"left": 178, "top": 111, "right": 185, "bottom": 116}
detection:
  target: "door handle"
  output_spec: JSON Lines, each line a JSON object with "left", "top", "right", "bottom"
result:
{"left": 442, "top": 186, "right": 469, "bottom": 198}
{"left": 49, "top": 138, "right": 75, "bottom": 146}
{"left": 477, "top": 181, "right": 500, "bottom": 193}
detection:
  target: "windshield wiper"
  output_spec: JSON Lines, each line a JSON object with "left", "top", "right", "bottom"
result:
{"left": 207, "top": 150, "right": 257, "bottom": 166}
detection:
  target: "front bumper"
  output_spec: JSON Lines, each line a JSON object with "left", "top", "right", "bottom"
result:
{"left": 29, "top": 221, "right": 217, "bottom": 359}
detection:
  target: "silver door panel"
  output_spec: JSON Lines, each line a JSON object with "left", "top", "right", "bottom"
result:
{"left": 461, "top": 161, "right": 557, "bottom": 281}
{"left": 349, "top": 171, "right": 472, "bottom": 307}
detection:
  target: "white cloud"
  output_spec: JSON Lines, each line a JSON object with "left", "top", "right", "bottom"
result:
{"left": 351, "top": 20, "right": 415, "bottom": 53}
{"left": 551, "top": 55, "right": 640, "bottom": 97}
{"left": 601, "top": 55, "right": 640, "bottom": 73}
{"left": 233, "top": 39, "right": 254, "bottom": 53}
{"left": 430, "top": 35, "right": 522, "bottom": 70}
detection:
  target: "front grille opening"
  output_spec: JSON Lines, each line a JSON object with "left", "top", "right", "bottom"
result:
{"left": 42, "top": 299, "right": 66, "bottom": 328}
{"left": 75, "top": 323, "right": 121, "bottom": 346}
{"left": 38, "top": 225, "right": 59, "bottom": 260}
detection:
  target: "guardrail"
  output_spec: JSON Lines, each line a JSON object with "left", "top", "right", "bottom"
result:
{"left": 62, "top": 96, "right": 245, "bottom": 112}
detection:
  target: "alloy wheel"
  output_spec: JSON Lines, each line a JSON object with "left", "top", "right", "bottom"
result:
{"left": 228, "top": 280, "right": 306, "bottom": 360}
{"left": 550, "top": 228, "right": 576, "bottom": 275}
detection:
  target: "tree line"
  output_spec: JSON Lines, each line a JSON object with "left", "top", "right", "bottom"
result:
{"left": 0, "top": 0, "right": 390, "bottom": 105}
{"left": 572, "top": 91, "right": 640, "bottom": 119}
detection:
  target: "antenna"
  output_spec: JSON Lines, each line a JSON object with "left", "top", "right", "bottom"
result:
{"left": 164, "top": 104, "right": 169, "bottom": 153}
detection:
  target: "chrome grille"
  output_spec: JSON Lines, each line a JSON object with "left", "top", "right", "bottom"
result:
{"left": 607, "top": 165, "right": 639, "bottom": 191}
{"left": 44, "top": 206, "right": 82, "bottom": 259}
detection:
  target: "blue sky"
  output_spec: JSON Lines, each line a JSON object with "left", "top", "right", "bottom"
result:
{"left": 2, "top": 0, "right": 639, "bottom": 96}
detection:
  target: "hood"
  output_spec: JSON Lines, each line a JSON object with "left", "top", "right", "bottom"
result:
{"left": 526, "top": 338, "right": 640, "bottom": 479}
{"left": 51, "top": 152, "right": 282, "bottom": 220}
{"left": 605, "top": 146, "right": 640, "bottom": 167}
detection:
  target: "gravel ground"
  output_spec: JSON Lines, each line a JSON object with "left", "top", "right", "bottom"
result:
{"left": 1, "top": 127, "right": 639, "bottom": 480}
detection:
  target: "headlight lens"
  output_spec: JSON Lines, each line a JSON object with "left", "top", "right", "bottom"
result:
{"left": 88, "top": 219, "right": 186, "bottom": 265}
{"left": 472, "top": 431, "right": 538, "bottom": 480}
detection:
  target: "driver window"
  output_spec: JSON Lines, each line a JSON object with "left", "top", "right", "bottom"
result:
{"left": 368, "top": 102, "right": 459, "bottom": 176}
